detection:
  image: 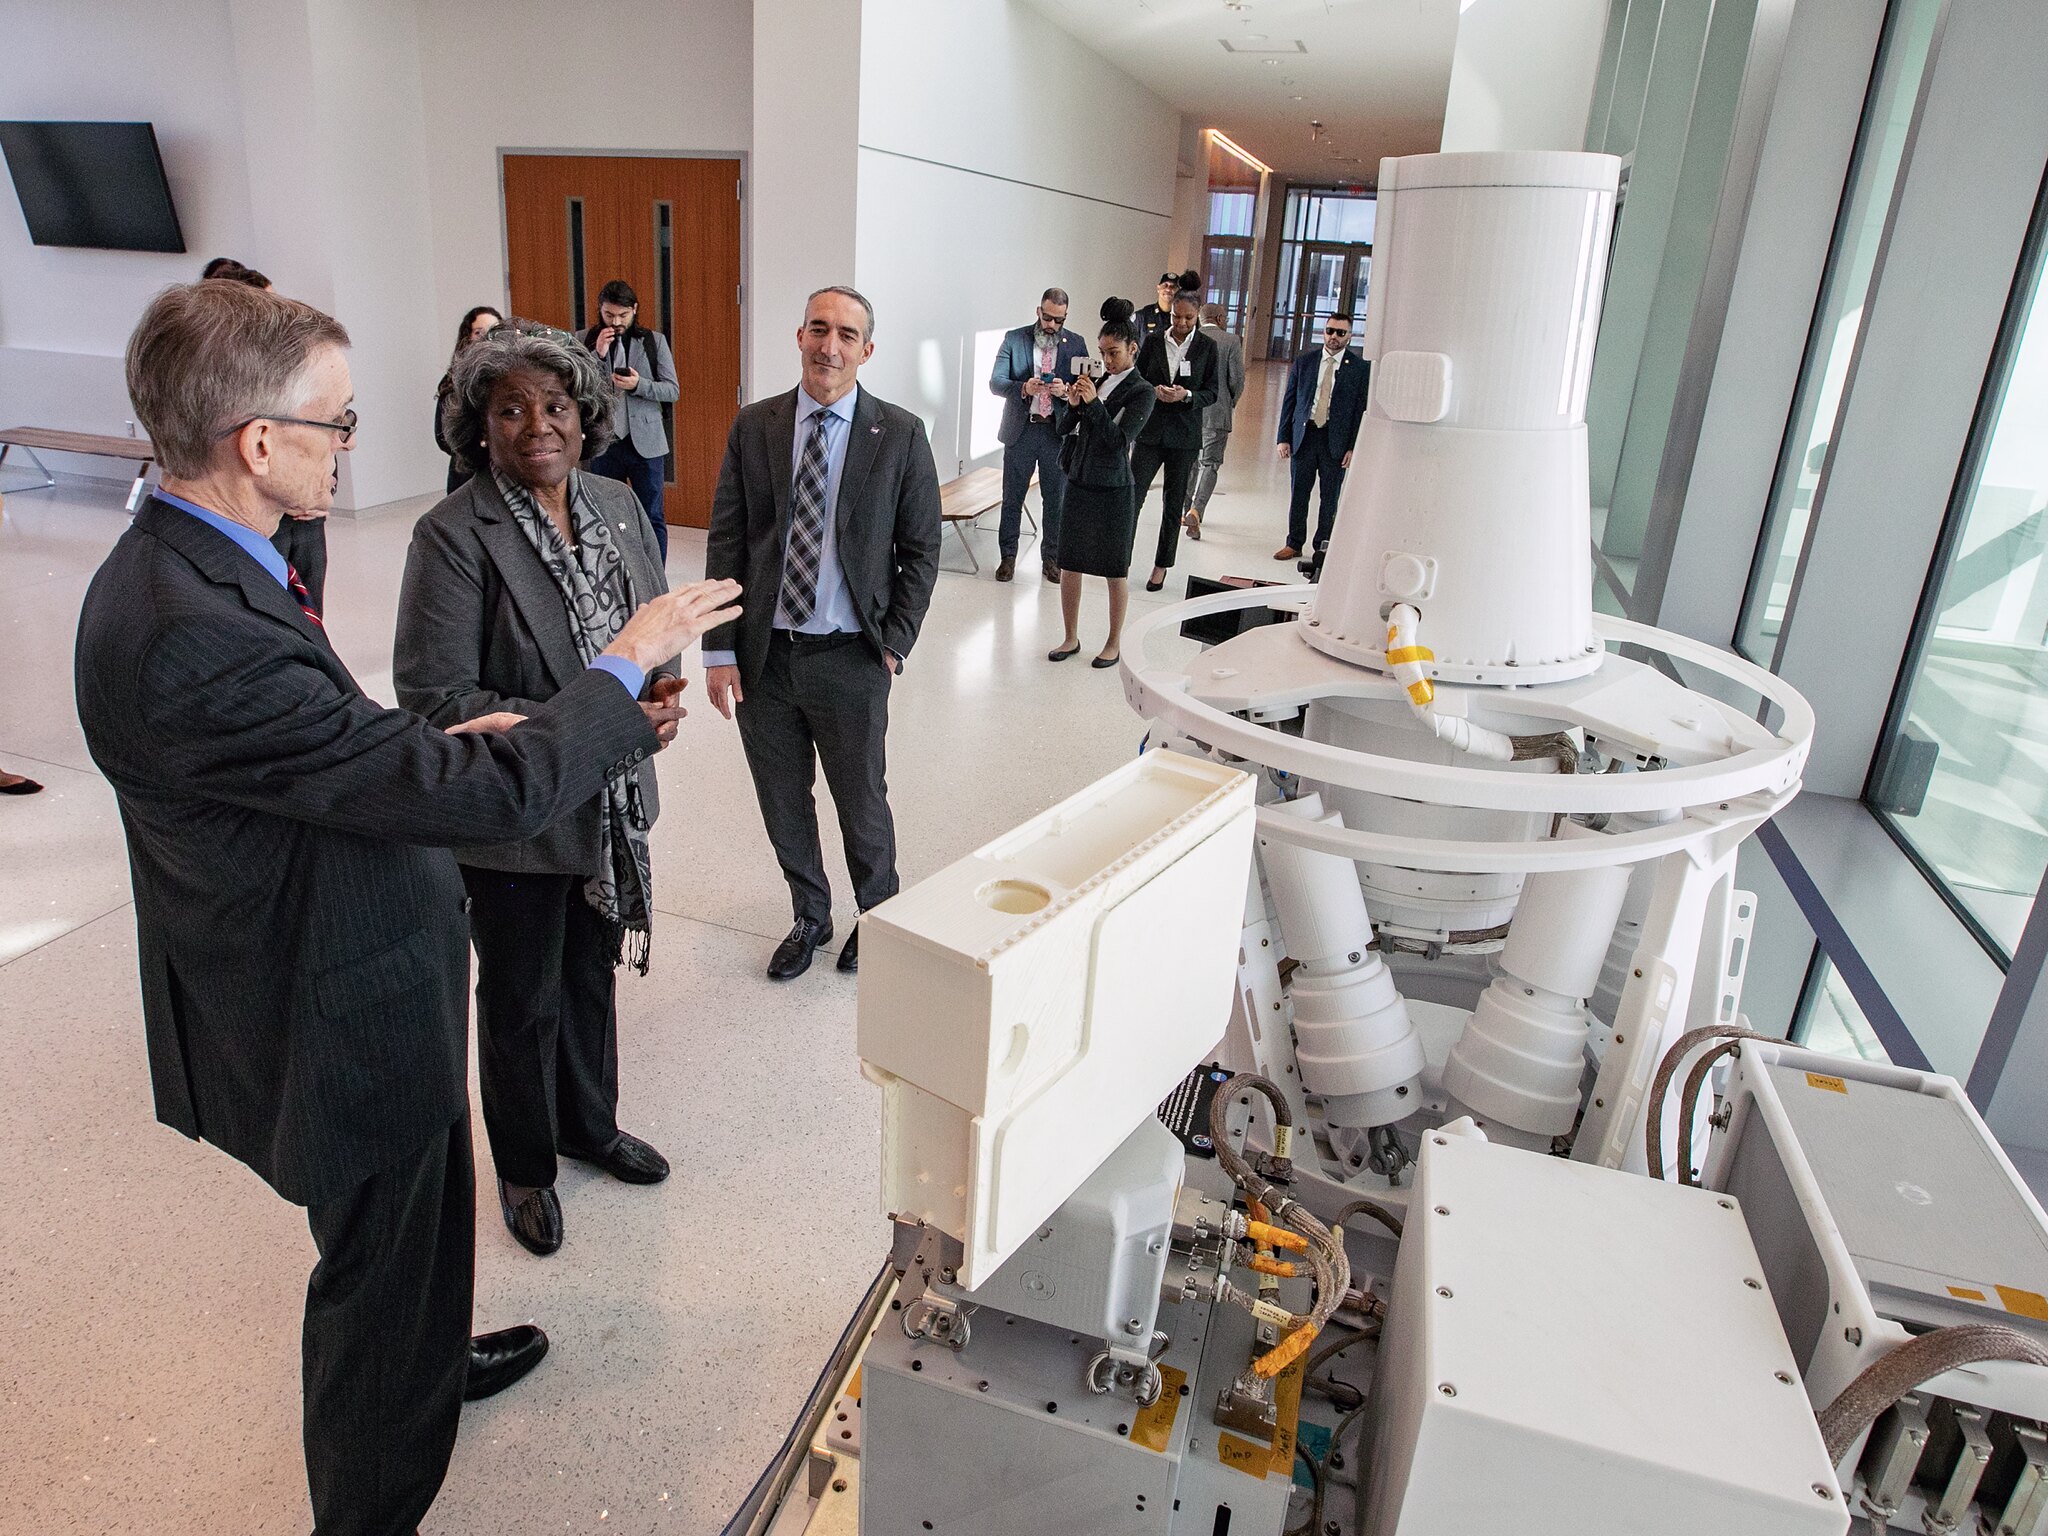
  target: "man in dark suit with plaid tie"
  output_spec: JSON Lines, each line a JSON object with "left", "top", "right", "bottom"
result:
{"left": 703, "top": 286, "right": 942, "bottom": 981}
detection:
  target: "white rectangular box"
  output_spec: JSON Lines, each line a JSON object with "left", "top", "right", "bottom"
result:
{"left": 1366, "top": 1132, "right": 1847, "bottom": 1536}
{"left": 858, "top": 751, "right": 1254, "bottom": 1287}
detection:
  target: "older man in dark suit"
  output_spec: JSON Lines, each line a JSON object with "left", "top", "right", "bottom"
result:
{"left": 703, "top": 285, "right": 941, "bottom": 982}
{"left": 987, "top": 286, "right": 1090, "bottom": 584}
{"left": 74, "top": 280, "right": 739, "bottom": 1536}
{"left": 1276, "top": 313, "right": 1370, "bottom": 561}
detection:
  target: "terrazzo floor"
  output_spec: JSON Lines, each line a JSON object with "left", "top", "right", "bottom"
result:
{"left": 0, "top": 362, "right": 1300, "bottom": 1534}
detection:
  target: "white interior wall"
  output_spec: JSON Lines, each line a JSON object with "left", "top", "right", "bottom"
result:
{"left": 1440, "top": 0, "right": 1611, "bottom": 153}
{"left": 0, "top": 0, "right": 257, "bottom": 481}
{"left": 413, "top": 0, "right": 753, "bottom": 386}
{"left": 852, "top": 0, "right": 1179, "bottom": 474}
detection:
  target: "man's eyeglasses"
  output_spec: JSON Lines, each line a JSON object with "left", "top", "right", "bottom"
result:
{"left": 218, "top": 408, "right": 359, "bottom": 446}
{"left": 1325, "top": 326, "right": 1351, "bottom": 337}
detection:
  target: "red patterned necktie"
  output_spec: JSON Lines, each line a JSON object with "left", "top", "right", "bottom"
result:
{"left": 286, "top": 563, "right": 322, "bottom": 627}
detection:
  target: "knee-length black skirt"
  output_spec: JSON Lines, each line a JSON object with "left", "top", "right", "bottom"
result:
{"left": 1056, "top": 479, "right": 1138, "bottom": 579}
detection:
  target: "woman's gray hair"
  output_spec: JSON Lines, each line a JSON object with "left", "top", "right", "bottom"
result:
{"left": 125, "top": 282, "right": 350, "bottom": 478}
{"left": 441, "top": 320, "right": 615, "bottom": 476}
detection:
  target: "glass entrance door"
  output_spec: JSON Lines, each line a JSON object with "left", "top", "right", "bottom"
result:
{"left": 1280, "top": 243, "right": 1370, "bottom": 358}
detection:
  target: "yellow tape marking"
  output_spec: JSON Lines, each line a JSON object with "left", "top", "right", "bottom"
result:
{"left": 1130, "top": 1365, "right": 1187, "bottom": 1454}
{"left": 846, "top": 1365, "right": 862, "bottom": 1403}
{"left": 1949, "top": 1286, "right": 1988, "bottom": 1302}
{"left": 1217, "top": 1432, "right": 1269, "bottom": 1477}
{"left": 1805, "top": 1073, "right": 1848, "bottom": 1094}
{"left": 1270, "top": 1357, "right": 1305, "bottom": 1479}
{"left": 1384, "top": 646, "right": 1434, "bottom": 666}
{"left": 1998, "top": 1286, "right": 2048, "bottom": 1322}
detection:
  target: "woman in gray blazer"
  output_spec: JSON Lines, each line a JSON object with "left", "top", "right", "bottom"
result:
{"left": 396, "top": 322, "right": 683, "bottom": 1257}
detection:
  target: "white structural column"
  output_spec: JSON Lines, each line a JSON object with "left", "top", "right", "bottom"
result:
{"left": 750, "top": 0, "right": 863, "bottom": 399}
{"left": 227, "top": 0, "right": 446, "bottom": 511}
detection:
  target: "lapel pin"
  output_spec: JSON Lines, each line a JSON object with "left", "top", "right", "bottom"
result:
{"left": 870, "top": 425, "right": 881, "bottom": 434}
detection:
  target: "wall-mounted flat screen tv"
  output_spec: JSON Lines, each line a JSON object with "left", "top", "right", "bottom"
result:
{"left": 0, "top": 121, "right": 185, "bottom": 252}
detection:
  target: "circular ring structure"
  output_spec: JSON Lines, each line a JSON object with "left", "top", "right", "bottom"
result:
{"left": 1121, "top": 587, "right": 1813, "bottom": 820}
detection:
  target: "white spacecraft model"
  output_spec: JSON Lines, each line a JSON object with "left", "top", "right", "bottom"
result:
{"left": 729, "top": 151, "right": 2048, "bottom": 1536}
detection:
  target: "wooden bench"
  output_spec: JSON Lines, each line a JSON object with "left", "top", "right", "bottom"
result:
{"left": 937, "top": 463, "right": 1038, "bottom": 575}
{"left": 0, "top": 427, "right": 157, "bottom": 511}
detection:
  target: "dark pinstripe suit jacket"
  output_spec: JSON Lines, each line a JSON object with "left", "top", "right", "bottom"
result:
{"left": 74, "top": 497, "right": 657, "bottom": 1206}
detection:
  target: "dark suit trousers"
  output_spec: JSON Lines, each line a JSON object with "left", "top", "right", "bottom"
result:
{"left": 736, "top": 631, "right": 897, "bottom": 927}
{"left": 271, "top": 516, "right": 329, "bottom": 614}
{"left": 588, "top": 439, "right": 669, "bottom": 561}
{"left": 460, "top": 867, "right": 622, "bottom": 1189}
{"left": 303, "top": 1113, "right": 473, "bottom": 1536}
{"left": 1130, "top": 439, "right": 1198, "bottom": 571}
{"left": 999, "top": 418, "right": 1066, "bottom": 561}
{"left": 1287, "top": 424, "right": 1348, "bottom": 552}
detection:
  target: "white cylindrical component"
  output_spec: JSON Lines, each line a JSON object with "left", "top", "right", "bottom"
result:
{"left": 1306, "top": 149, "right": 1620, "bottom": 687}
{"left": 1291, "top": 966, "right": 1427, "bottom": 1129}
{"left": 1441, "top": 828, "right": 1636, "bottom": 1137}
{"left": 1260, "top": 797, "right": 1424, "bottom": 1128}
{"left": 1498, "top": 842, "right": 1634, "bottom": 1001}
{"left": 1260, "top": 794, "right": 1372, "bottom": 974}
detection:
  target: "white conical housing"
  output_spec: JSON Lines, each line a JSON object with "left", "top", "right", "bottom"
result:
{"left": 1304, "top": 150, "right": 1621, "bottom": 686}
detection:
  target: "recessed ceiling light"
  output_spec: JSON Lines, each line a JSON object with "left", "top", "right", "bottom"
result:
{"left": 1243, "top": 32, "right": 1268, "bottom": 40}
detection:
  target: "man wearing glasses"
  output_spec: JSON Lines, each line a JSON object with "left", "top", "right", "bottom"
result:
{"left": 988, "top": 287, "right": 1090, "bottom": 583}
{"left": 76, "top": 279, "right": 739, "bottom": 1534}
{"left": 1275, "top": 314, "right": 1370, "bottom": 562}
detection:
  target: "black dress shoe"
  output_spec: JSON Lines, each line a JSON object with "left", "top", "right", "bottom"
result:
{"left": 767, "top": 917, "right": 831, "bottom": 981}
{"left": 995, "top": 556, "right": 1016, "bottom": 582}
{"left": 837, "top": 926, "right": 859, "bottom": 974}
{"left": 1042, "top": 559, "right": 1060, "bottom": 584}
{"left": 464, "top": 1324, "right": 549, "bottom": 1402}
{"left": 561, "top": 1130, "right": 670, "bottom": 1184}
{"left": 499, "top": 1181, "right": 562, "bottom": 1256}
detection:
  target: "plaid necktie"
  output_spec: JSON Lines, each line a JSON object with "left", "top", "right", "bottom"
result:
{"left": 779, "top": 409, "right": 834, "bottom": 625}
{"left": 286, "top": 562, "right": 322, "bottom": 627}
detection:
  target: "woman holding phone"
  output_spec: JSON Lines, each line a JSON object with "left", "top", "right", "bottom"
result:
{"left": 1047, "top": 298, "right": 1155, "bottom": 668}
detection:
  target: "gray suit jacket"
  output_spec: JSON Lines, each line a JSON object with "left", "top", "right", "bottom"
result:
{"left": 703, "top": 385, "right": 941, "bottom": 688}
{"left": 1201, "top": 324, "right": 1247, "bottom": 433}
{"left": 586, "top": 327, "right": 680, "bottom": 458}
{"left": 393, "top": 472, "right": 679, "bottom": 875}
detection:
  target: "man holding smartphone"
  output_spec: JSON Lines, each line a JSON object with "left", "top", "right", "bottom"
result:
{"left": 582, "top": 279, "right": 681, "bottom": 559}
{"left": 987, "top": 287, "right": 1090, "bottom": 583}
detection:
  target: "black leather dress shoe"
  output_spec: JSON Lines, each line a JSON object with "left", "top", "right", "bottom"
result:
{"left": 561, "top": 1131, "right": 670, "bottom": 1184}
{"left": 499, "top": 1182, "right": 562, "bottom": 1256}
{"left": 767, "top": 918, "right": 831, "bottom": 981}
{"left": 995, "top": 556, "right": 1015, "bottom": 582}
{"left": 464, "top": 1324, "right": 549, "bottom": 1402}
{"left": 836, "top": 927, "right": 859, "bottom": 974}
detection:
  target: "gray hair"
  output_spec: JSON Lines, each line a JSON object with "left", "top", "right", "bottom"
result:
{"left": 126, "top": 282, "right": 350, "bottom": 478}
{"left": 806, "top": 285, "right": 875, "bottom": 340}
{"left": 440, "top": 320, "right": 615, "bottom": 477}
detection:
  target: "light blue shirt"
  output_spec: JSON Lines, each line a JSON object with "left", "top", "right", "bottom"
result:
{"left": 703, "top": 384, "right": 861, "bottom": 669}
{"left": 155, "top": 489, "right": 288, "bottom": 588}
{"left": 153, "top": 489, "right": 644, "bottom": 696}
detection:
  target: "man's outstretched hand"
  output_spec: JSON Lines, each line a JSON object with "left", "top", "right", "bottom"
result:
{"left": 642, "top": 674, "right": 688, "bottom": 748}
{"left": 604, "top": 580, "right": 742, "bottom": 673}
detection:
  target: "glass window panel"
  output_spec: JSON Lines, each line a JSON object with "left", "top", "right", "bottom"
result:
{"left": 1875, "top": 237, "right": 2048, "bottom": 961}
{"left": 1208, "top": 190, "right": 1256, "bottom": 239}
{"left": 1793, "top": 956, "right": 1893, "bottom": 1064}
{"left": 1736, "top": 0, "right": 1943, "bottom": 663}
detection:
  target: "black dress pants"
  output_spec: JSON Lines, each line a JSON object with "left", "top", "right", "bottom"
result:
{"left": 1130, "top": 439, "right": 1199, "bottom": 572}
{"left": 303, "top": 1113, "right": 474, "bottom": 1536}
{"left": 460, "top": 867, "right": 622, "bottom": 1189}
{"left": 1286, "top": 423, "right": 1348, "bottom": 553}
{"left": 735, "top": 630, "right": 898, "bottom": 928}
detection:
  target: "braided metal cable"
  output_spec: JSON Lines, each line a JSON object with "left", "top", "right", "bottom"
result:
{"left": 1816, "top": 1324, "right": 2048, "bottom": 1464}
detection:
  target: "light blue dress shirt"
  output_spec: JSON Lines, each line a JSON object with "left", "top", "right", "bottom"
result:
{"left": 153, "top": 489, "right": 644, "bottom": 696}
{"left": 703, "top": 384, "right": 861, "bottom": 669}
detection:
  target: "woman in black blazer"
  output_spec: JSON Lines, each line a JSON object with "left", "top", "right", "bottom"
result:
{"left": 1131, "top": 292, "right": 1220, "bottom": 591}
{"left": 396, "top": 323, "right": 682, "bottom": 1257}
{"left": 432, "top": 305, "right": 502, "bottom": 493}
{"left": 1048, "top": 299, "right": 1156, "bottom": 668}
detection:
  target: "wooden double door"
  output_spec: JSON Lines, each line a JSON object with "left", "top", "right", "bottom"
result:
{"left": 503, "top": 154, "right": 742, "bottom": 529}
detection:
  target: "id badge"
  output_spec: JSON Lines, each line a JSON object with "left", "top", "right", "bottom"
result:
{"left": 1177, "top": 360, "right": 1191, "bottom": 378}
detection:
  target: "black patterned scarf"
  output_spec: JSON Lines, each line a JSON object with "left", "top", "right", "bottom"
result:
{"left": 495, "top": 469, "right": 655, "bottom": 972}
